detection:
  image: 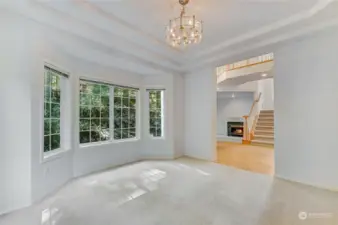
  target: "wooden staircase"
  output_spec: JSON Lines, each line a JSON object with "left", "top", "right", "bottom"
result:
{"left": 251, "top": 110, "right": 274, "bottom": 147}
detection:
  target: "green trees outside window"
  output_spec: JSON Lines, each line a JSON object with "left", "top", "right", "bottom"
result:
{"left": 114, "top": 87, "right": 137, "bottom": 139}
{"left": 44, "top": 67, "right": 62, "bottom": 152}
{"left": 79, "top": 81, "right": 138, "bottom": 144}
{"left": 79, "top": 81, "right": 110, "bottom": 144}
{"left": 149, "top": 90, "right": 163, "bottom": 137}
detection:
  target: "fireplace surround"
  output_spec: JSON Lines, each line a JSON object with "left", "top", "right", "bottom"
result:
{"left": 227, "top": 122, "right": 244, "bottom": 137}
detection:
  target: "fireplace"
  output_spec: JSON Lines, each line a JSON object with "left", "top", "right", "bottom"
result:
{"left": 227, "top": 122, "right": 244, "bottom": 137}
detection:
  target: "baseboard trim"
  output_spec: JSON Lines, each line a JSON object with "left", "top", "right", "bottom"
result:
{"left": 275, "top": 175, "right": 338, "bottom": 193}
{"left": 141, "top": 154, "right": 179, "bottom": 161}
{"left": 0, "top": 202, "right": 31, "bottom": 218}
{"left": 182, "top": 155, "right": 217, "bottom": 163}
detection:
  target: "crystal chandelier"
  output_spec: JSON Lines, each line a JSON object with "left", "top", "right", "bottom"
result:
{"left": 166, "top": 0, "right": 203, "bottom": 47}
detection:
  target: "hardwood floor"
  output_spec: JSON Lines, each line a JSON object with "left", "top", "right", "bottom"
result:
{"left": 217, "top": 142, "right": 274, "bottom": 175}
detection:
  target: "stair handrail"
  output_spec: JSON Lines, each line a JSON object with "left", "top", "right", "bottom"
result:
{"left": 243, "top": 93, "right": 262, "bottom": 142}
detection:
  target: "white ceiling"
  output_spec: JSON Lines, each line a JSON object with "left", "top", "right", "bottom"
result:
{"left": 5, "top": 0, "right": 338, "bottom": 76}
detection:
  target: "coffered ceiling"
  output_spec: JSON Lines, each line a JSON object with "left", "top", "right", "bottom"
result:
{"left": 4, "top": 0, "right": 338, "bottom": 76}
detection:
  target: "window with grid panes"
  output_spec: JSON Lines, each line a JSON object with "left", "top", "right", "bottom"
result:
{"left": 149, "top": 90, "right": 163, "bottom": 137}
{"left": 44, "top": 66, "right": 65, "bottom": 152}
{"left": 114, "top": 87, "right": 137, "bottom": 139}
{"left": 79, "top": 81, "right": 110, "bottom": 144}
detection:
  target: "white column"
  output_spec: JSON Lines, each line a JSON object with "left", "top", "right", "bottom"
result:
{"left": 274, "top": 28, "right": 338, "bottom": 189}
{"left": 184, "top": 68, "right": 217, "bottom": 161}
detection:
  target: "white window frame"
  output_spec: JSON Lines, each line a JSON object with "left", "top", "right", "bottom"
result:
{"left": 112, "top": 86, "right": 138, "bottom": 141}
{"left": 41, "top": 63, "right": 70, "bottom": 163}
{"left": 79, "top": 78, "right": 140, "bottom": 148}
{"left": 79, "top": 81, "right": 111, "bottom": 145}
{"left": 147, "top": 89, "right": 165, "bottom": 139}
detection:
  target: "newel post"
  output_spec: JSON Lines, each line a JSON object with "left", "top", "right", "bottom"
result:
{"left": 242, "top": 115, "right": 250, "bottom": 144}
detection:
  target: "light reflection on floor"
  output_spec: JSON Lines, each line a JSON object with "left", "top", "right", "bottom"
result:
{"left": 1, "top": 158, "right": 338, "bottom": 225}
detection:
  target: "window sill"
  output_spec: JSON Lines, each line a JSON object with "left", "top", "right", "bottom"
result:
{"left": 79, "top": 138, "right": 140, "bottom": 149}
{"left": 42, "top": 148, "right": 70, "bottom": 164}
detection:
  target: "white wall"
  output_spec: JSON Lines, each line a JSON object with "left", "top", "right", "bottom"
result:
{"left": 0, "top": 12, "right": 182, "bottom": 214}
{"left": 274, "top": 27, "right": 338, "bottom": 190}
{"left": 173, "top": 75, "right": 185, "bottom": 158}
{"left": 0, "top": 12, "right": 32, "bottom": 214}
{"left": 184, "top": 68, "right": 217, "bottom": 161}
{"left": 218, "top": 78, "right": 274, "bottom": 111}
{"left": 258, "top": 78, "right": 274, "bottom": 110}
{"left": 141, "top": 75, "right": 174, "bottom": 159}
{"left": 217, "top": 93, "right": 254, "bottom": 135}
{"left": 217, "top": 79, "right": 259, "bottom": 92}
{"left": 140, "top": 74, "right": 185, "bottom": 159}
{"left": 24, "top": 14, "right": 144, "bottom": 203}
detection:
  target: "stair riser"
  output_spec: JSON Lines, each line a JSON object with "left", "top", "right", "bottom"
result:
{"left": 255, "top": 132, "right": 274, "bottom": 135}
{"left": 257, "top": 120, "right": 274, "bottom": 123}
{"left": 259, "top": 115, "right": 274, "bottom": 118}
{"left": 257, "top": 121, "right": 274, "bottom": 124}
{"left": 255, "top": 110, "right": 275, "bottom": 145}
{"left": 257, "top": 119, "right": 274, "bottom": 122}
{"left": 257, "top": 123, "right": 274, "bottom": 126}
{"left": 255, "top": 132, "right": 274, "bottom": 136}
{"left": 255, "top": 127, "right": 274, "bottom": 131}
{"left": 260, "top": 110, "right": 274, "bottom": 113}
{"left": 254, "top": 138, "right": 274, "bottom": 141}
{"left": 251, "top": 142, "right": 274, "bottom": 147}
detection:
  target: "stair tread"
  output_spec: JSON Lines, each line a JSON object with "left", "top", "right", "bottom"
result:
{"left": 254, "top": 134, "right": 274, "bottom": 137}
{"left": 252, "top": 139, "right": 274, "bottom": 144}
{"left": 255, "top": 131, "right": 274, "bottom": 134}
{"left": 254, "top": 110, "right": 274, "bottom": 146}
{"left": 254, "top": 136, "right": 274, "bottom": 140}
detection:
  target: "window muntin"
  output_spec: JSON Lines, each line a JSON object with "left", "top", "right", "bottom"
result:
{"left": 149, "top": 90, "right": 163, "bottom": 137}
{"left": 44, "top": 67, "right": 63, "bottom": 152}
{"left": 114, "top": 87, "right": 137, "bottom": 140}
{"left": 79, "top": 81, "right": 110, "bottom": 144}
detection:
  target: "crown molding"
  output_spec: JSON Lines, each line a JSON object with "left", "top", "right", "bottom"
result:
{"left": 182, "top": 0, "right": 337, "bottom": 72}
{"left": 186, "top": 0, "right": 334, "bottom": 61}
{"left": 45, "top": 0, "right": 183, "bottom": 69}
{"left": 184, "top": 17, "right": 338, "bottom": 73}
{"left": 3, "top": 0, "right": 337, "bottom": 76}
{"left": 4, "top": 0, "right": 185, "bottom": 76}
{"left": 75, "top": 0, "right": 183, "bottom": 55}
